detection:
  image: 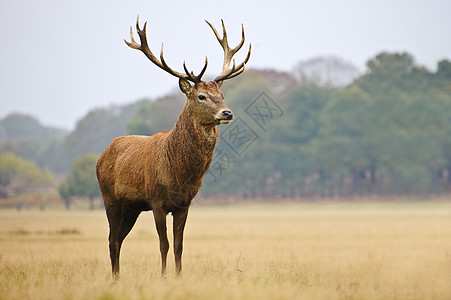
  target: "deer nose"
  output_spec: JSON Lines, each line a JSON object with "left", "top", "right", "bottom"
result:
{"left": 222, "top": 110, "right": 234, "bottom": 120}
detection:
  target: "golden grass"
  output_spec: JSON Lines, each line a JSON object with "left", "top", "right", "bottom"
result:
{"left": 0, "top": 201, "right": 450, "bottom": 300}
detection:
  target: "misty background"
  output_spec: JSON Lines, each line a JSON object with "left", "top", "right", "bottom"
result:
{"left": 1, "top": 0, "right": 450, "bottom": 129}
{"left": 1, "top": 0, "right": 451, "bottom": 208}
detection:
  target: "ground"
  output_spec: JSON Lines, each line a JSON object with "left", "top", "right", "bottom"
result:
{"left": 0, "top": 200, "right": 450, "bottom": 300}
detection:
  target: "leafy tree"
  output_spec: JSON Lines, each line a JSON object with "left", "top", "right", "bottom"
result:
{"left": 436, "top": 59, "right": 451, "bottom": 79}
{"left": 366, "top": 52, "right": 414, "bottom": 78}
{"left": 271, "top": 84, "right": 329, "bottom": 145}
{"left": 127, "top": 94, "right": 184, "bottom": 135}
{"left": 4, "top": 52, "right": 451, "bottom": 199}
{"left": 357, "top": 52, "right": 416, "bottom": 92}
{"left": 0, "top": 113, "right": 66, "bottom": 142}
{"left": 58, "top": 153, "right": 100, "bottom": 209}
{"left": 0, "top": 153, "right": 54, "bottom": 198}
{"left": 58, "top": 101, "right": 145, "bottom": 172}
{"left": 58, "top": 180, "right": 72, "bottom": 209}
{"left": 0, "top": 114, "right": 67, "bottom": 172}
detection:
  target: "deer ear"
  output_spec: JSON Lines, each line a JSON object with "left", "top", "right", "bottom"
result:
{"left": 179, "top": 79, "right": 193, "bottom": 95}
{"left": 215, "top": 80, "right": 223, "bottom": 88}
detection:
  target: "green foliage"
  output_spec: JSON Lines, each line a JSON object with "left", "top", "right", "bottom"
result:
{"left": 0, "top": 153, "right": 54, "bottom": 197}
{"left": 437, "top": 59, "right": 451, "bottom": 79}
{"left": 366, "top": 52, "right": 414, "bottom": 77}
{"left": 62, "top": 101, "right": 144, "bottom": 171}
{"left": 272, "top": 84, "right": 329, "bottom": 144}
{"left": 0, "top": 113, "right": 66, "bottom": 142}
{"left": 0, "top": 101, "right": 145, "bottom": 173}
{"left": 0, "top": 114, "right": 67, "bottom": 172}
{"left": 127, "top": 94, "right": 184, "bottom": 135}
{"left": 205, "top": 53, "right": 451, "bottom": 198}
{"left": 3, "top": 52, "right": 451, "bottom": 199}
{"left": 59, "top": 153, "right": 100, "bottom": 200}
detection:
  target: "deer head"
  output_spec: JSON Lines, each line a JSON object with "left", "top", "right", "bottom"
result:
{"left": 125, "top": 16, "right": 251, "bottom": 126}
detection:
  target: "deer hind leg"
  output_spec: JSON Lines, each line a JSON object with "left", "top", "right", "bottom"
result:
{"left": 153, "top": 208, "right": 169, "bottom": 278}
{"left": 173, "top": 209, "right": 189, "bottom": 276}
{"left": 106, "top": 203, "right": 141, "bottom": 279}
{"left": 106, "top": 203, "right": 121, "bottom": 279}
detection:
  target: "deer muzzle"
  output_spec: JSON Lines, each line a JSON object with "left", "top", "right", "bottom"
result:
{"left": 217, "top": 110, "right": 234, "bottom": 124}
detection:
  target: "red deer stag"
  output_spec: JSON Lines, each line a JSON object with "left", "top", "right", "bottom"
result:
{"left": 96, "top": 16, "right": 251, "bottom": 278}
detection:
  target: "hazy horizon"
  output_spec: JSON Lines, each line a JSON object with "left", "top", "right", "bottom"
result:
{"left": 1, "top": 0, "right": 450, "bottom": 130}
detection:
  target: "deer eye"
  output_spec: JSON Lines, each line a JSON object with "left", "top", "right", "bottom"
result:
{"left": 198, "top": 94, "right": 206, "bottom": 101}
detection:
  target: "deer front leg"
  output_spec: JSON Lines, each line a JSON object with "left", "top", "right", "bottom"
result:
{"left": 153, "top": 208, "right": 169, "bottom": 278}
{"left": 173, "top": 208, "right": 189, "bottom": 276}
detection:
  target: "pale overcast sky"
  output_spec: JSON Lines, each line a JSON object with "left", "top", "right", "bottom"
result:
{"left": 1, "top": 0, "right": 450, "bottom": 129}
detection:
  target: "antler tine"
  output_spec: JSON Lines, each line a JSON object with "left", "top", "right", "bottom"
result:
{"left": 232, "top": 23, "right": 246, "bottom": 54}
{"left": 198, "top": 57, "right": 209, "bottom": 79}
{"left": 124, "top": 24, "right": 140, "bottom": 50}
{"left": 233, "top": 43, "right": 251, "bottom": 70}
{"left": 206, "top": 20, "right": 223, "bottom": 47}
{"left": 215, "top": 59, "right": 236, "bottom": 81}
{"left": 125, "top": 16, "right": 206, "bottom": 83}
{"left": 214, "top": 43, "right": 251, "bottom": 82}
{"left": 183, "top": 57, "right": 209, "bottom": 81}
{"left": 223, "top": 62, "right": 247, "bottom": 80}
{"left": 159, "top": 43, "right": 199, "bottom": 81}
{"left": 206, "top": 20, "right": 251, "bottom": 83}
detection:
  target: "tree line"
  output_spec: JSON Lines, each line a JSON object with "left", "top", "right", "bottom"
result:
{"left": 1, "top": 52, "right": 451, "bottom": 204}
{"left": 203, "top": 53, "right": 451, "bottom": 198}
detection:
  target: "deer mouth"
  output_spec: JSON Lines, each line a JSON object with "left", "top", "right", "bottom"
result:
{"left": 217, "top": 118, "right": 232, "bottom": 124}
{"left": 215, "top": 110, "right": 234, "bottom": 124}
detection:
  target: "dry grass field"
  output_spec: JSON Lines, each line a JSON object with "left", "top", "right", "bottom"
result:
{"left": 0, "top": 201, "right": 450, "bottom": 300}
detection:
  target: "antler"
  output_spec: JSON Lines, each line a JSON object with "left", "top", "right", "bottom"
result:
{"left": 125, "top": 16, "right": 208, "bottom": 83}
{"left": 206, "top": 20, "right": 252, "bottom": 83}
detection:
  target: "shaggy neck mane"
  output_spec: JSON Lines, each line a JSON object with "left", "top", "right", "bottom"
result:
{"left": 165, "top": 103, "right": 218, "bottom": 186}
